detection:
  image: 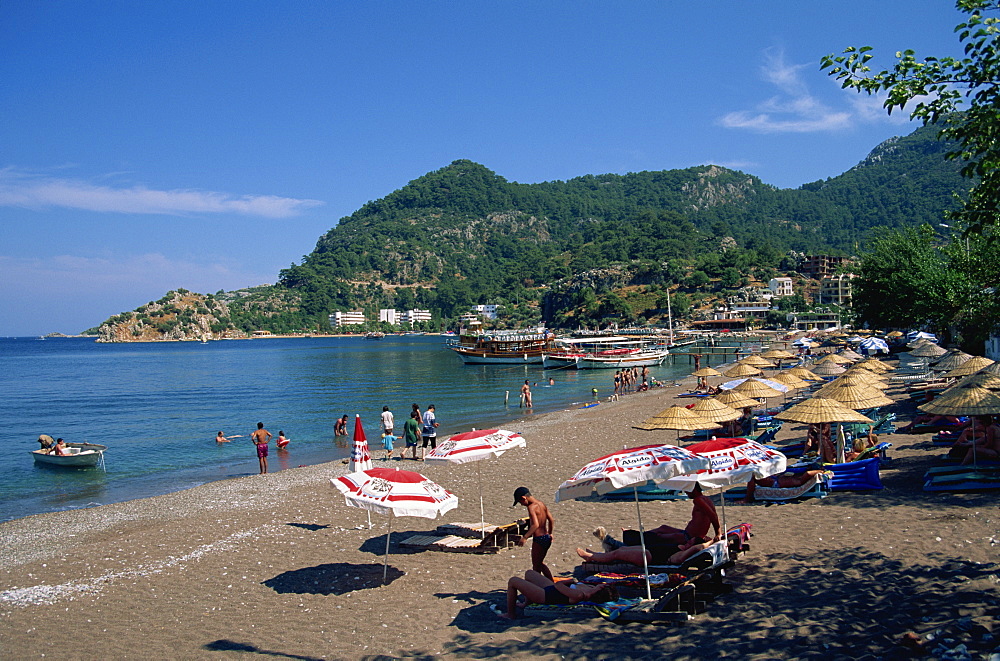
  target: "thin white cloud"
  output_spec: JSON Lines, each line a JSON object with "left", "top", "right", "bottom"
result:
{"left": 0, "top": 168, "right": 324, "bottom": 218}
{"left": 719, "top": 48, "right": 857, "bottom": 133}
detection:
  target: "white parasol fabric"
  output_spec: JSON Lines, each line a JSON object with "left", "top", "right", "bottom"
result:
{"left": 719, "top": 377, "right": 790, "bottom": 393}
{"left": 555, "top": 444, "right": 709, "bottom": 502}
{"left": 349, "top": 414, "right": 373, "bottom": 472}
{"left": 332, "top": 467, "right": 458, "bottom": 583}
{"left": 657, "top": 437, "right": 786, "bottom": 491}
{"left": 424, "top": 429, "right": 526, "bottom": 464}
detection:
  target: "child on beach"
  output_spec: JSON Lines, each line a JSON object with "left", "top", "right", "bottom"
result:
{"left": 403, "top": 411, "right": 420, "bottom": 460}
{"left": 381, "top": 432, "right": 397, "bottom": 460}
{"left": 276, "top": 431, "right": 290, "bottom": 450}
{"left": 512, "top": 486, "right": 555, "bottom": 582}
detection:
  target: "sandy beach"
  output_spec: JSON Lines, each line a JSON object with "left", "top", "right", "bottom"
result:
{"left": 1, "top": 373, "right": 998, "bottom": 660}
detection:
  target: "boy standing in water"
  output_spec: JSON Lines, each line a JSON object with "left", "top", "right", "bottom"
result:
{"left": 513, "top": 487, "right": 555, "bottom": 581}
{"left": 251, "top": 422, "right": 272, "bottom": 474}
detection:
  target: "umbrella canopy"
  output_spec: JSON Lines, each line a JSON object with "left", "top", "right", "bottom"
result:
{"left": 918, "top": 385, "right": 1000, "bottom": 416}
{"left": 657, "top": 437, "right": 787, "bottom": 491}
{"left": 739, "top": 355, "right": 775, "bottom": 368}
{"left": 814, "top": 382, "right": 894, "bottom": 409}
{"left": 981, "top": 362, "right": 1000, "bottom": 376}
{"left": 769, "top": 372, "right": 809, "bottom": 389}
{"left": 688, "top": 397, "right": 742, "bottom": 423}
{"left": 886, "top": 331, "right": 905, "bottom": 338}
{"left": 930, "top": 349, "right": 973, "bottom": 371}
{"left": 792, "top": 336, "right": 815, "bottom": 348}
{"left": 839, "top": 348, "right": 867, "bottom": 361}
{"left": 761, "top": 349, "right": 796, "bottom": 360}
{"left": 809, "top": 361, "right": 847, "bottom": 377}
{"left": 907, "top": 331, "right": 939, "bottom": 345}
{"left": 723, "top": 363, "right": 762, "bottom": 378}
{"left": 815, "top": 353, "right": 852, "bottom": 365}
{"left": 730, "top": 378, "right": 786, "bottom": 399}
{"left": 713, "top": 390, "right": 761, "bottom": 410}
{"left": 828, "top": 371, "right": 888, "bottom": 389}
{"left": 350, "top": 414, "right": 373, "bottom": 472}
{"left": 776, "top": 398, "right": 876, "bottom": 425}
{"left": 948, "top": 372, "right": 1000, "bottom": 391}
{"left": 555, "top": 444, "right": 710, "bottom": 502}
{"left": 787, "top": 366, "right": 823, "bottom": 381}
{"left": 857, "top": 338, "right": 889, "bottom": 355}
{"left": 853, "top": 358, "right": 894, "bottom": 373}
{"left": 945, "top": 355, "right": 995, "bottom": 379}
{"left": 634, "top": 406, "right": 722, "bottom": 432}
{"left": 691, "top": 367, "right": 723, "bottom": 378}
{"left": 425, "top": 429, "right": 526, "bottom": 465}
{"left": 908, "top": 342, "right": 947, "bottom": 358}
{"left": 721, "top": 376, "right": 790, "bottom": 394}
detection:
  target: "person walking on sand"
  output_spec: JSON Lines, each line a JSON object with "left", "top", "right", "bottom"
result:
{"left": 403, "top": 410, "right": 420, "bottom": 460}
{"left": 520, "top": 380, "right": 532, "bottom": 408}
{"left": 420, "top": 404, "right": 439, "bottom": 460}
{"left": 512, "top": 486, "right": 555, "bottom": 582}
{"left": 380, "top": 405, "right": 394, "bottom": 436}
{"left": 251, "top": 422, "right": 272, "bottom": 474}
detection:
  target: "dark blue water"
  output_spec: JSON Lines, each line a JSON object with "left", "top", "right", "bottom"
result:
{"left": 1, "top": 335, "right": 698, "bottom": 521}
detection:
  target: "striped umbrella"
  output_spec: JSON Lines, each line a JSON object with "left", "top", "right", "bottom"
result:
{"left": 658, "top": 437, "right": 786, "bottom": 492}
{"left": 349, "top": 414, "right": 373, "bottom": 472}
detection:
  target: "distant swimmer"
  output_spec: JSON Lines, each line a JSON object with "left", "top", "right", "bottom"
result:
{"left": 276, "top": 431, "right": 290, "bottom": 449}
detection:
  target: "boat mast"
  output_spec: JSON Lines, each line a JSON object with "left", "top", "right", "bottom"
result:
{"left": 666, "top": 286, "right": 674, "bottom": 347}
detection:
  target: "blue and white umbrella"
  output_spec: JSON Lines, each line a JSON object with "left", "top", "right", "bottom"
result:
{"left": 719, "top": 377, "right": 790, "bottom": 393}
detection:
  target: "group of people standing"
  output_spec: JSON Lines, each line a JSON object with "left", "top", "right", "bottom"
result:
{"left": 613, "top": 366, "right": 649, "bottom": 396}
{"left": 215, "top": 424, "right": 289, "bottom": 475}
{"left": 336, "top": 403, "right": 441, "bottom": 462}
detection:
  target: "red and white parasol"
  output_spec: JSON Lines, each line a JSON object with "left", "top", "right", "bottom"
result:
{"left": 555, "top": 444, "right": 709, "bottom": 502}
{"left": 332, "top": 467, "right": 459, "bottom": 583}
{"left": 424, "top": 429, "right": 526, "bottom": 464}
{"left": 556, "top": 444, "right": 710, "bottom": 600}
{"left": 349, "top": 414, "right": 372, "bottom": 472}
{"left": 657, "top": 437, "right": 786, "bottom": 491}
{"left": 425, "top": 428, "right": 526, "bottom": 538}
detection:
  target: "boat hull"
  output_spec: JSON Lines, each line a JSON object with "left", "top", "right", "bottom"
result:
{"left": 451, "top": 348, "right": 544, "bottom": 364}
{"left": 577, "top": 353, "right": 667, "bottom": 369}
{"left": 31, "top": 443, "right": 107, "bottom": 467}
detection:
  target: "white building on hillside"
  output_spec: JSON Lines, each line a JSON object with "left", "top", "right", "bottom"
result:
{"left": 379, "top": 309, "right": 399, "bottom": 324}
{"left": 471, "top": 304, "right": 499, "bottom": 320}
{"left": 329, "top": 310, "right": 366, "bottom": 327}
{"left": 768, "top": 277, "right": 793, "bottom": 297}
{"left": 401, "top": 309, "right": 432, "bottom": 324}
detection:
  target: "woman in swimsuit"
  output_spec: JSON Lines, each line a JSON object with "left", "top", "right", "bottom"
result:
{"left": 500, "top": 570, "right": 617, "bottom": 620}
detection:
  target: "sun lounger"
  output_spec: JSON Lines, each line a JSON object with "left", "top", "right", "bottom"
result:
{"left": 399, "top": 518, "right": 528, "bottom": 554}
{"left": 826, "top": 457, "right": 883, "bottom": 491}
{"left": 579, "top": 524, "right": 751, "bottom": 577}
{"left": 603, "top": 480, "right": 688, "bottom": 501}
{"left": 721, "top": 473, "right": 828, "bottom": 502}
{"left": 923, "top": 465, "right": 1000, "bottom": 492}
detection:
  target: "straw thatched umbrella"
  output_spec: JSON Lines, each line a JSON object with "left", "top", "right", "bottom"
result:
{"left": 814, "top": 382, "right": 895, "bottom": 409}
{"left": 930, "top": 349, "right": 973, "bottom": 371}
{"left": 829, "top": 371, "right": 888, "bottom": 390}
{"left": 761, "top": 349, "right": 796, "bottom": 361}
{"left": 691, "top": 367, "right": 723, "bottom": 378}
{"left": 770, "top": 372, "right": 809, "bottom": 390}
{"left": 776, "top": 397, "right": 876, "bottom": 425}
{"left": 839, "top": 349, "right": 865, "bottom": 362}
{"left": 634, "top": 405, "right": 721, "bottom": 435}
{"left": 908, "top": 342, "right": 947, "bottom": 358}
{"left": 853, "top": 358, "right": 894, "bottom": 373}
{"left": 740, "top": 355, "right": 775, "bottom": 368}
{"left": 917, "top": 385, "right": 1000, "bottom": 466}
{"left": 723, "top": 363, "right": 763, "bottom": 378}
{"left": 787, "top": 366, "right": 823, "bottom": 381}
{"left": 713, "top": 390, "right": 761, "bottom": 410}
{"left": 980, "top": 362, "right": 1000, "bottom": 376}
{"left": 886, "top": 331, "right": 904, "bottom": 338}
{"left": 945, "top": 355, "right": 995, "bottom": 379}
{"left": 946, "top": 372, "right": 1000, "bottom": 392}
{"left": 810, "top": 361, "right": 846, "bottom": 377}
{"left": 816, "top": 353, "right": 852, "bottom": 365}
{"left": 731, "top": 378, "right": 785, "bottom": 400}
{"left": 688, "top": 397, "right": 742, "bottom": 424}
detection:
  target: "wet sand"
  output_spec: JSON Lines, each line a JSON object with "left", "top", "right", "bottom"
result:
{"left": 1, "top": 374, "right": 998, "bottom": 660}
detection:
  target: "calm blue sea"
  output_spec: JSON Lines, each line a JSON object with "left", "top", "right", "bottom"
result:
{"left": 1, "top": 335, "right": 701, "bottom": 522}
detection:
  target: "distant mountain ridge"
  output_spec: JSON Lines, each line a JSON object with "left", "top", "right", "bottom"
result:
{"left": 93, "top": 123, "right": 967, "bottom": 339}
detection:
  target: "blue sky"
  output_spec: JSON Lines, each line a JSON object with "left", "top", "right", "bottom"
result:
{"left": 0, "top": 1, "right": 968, "bottom": 335}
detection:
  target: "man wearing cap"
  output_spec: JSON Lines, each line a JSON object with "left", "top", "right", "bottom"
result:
{"left": 512, "top": 487, "right": 554, "bottom": 581}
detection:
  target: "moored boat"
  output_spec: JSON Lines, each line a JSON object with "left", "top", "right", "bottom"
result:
{"left": 543, "top": 336, "right": 669, "bottom": 369}
{"left": 447, "top": 328, "right": 555, "bottom": 364}
{"left": 31, "top": 442, "right": 107, "bottom": 468}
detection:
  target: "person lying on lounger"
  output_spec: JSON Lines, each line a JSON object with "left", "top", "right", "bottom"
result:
{"left": 575, "top": 535, "right": 716, "bottom": 568}
{"left": 897, "top": 413, "right": 967, "bottom": 434}
{"left": 499, "top": 570, "right": 618, "bottom": 620}
{"left": 740, "top": 469, "right": 830, "bottom": 503}
{"left": 845, "top": 427, "right": 879, "bottom": 462}
{"left": 953, "top": 416, "right": 1000, "bottom": 465}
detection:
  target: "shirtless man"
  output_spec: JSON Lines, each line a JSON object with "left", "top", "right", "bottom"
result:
{"left": 960, "top": 416, "right": 1000, "bottom": 465}
{"left": 576, "top": 484, "right": 720, "bottom": 567}
{"left": 251, "top": 422, "right": 272, "bottom": 474}
{"left": 520, "top": 381, "right": 532, "bottom": 408}
{"left": 513, "top": 487, "right": 554, "bottom": 581}
{"left": 742, "top": 469, "right": 830, "bottom": 502}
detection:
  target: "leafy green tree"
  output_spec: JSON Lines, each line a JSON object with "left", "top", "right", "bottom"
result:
{"left": 821, "top": 0, "right": 999, "bottom": 234}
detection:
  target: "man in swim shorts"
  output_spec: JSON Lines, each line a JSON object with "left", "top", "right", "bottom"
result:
{"left": 513, "top": 486, "right": 555, "bottom": 581}
{"left": 251, "top": 422, "right": 272, "bottom": 474}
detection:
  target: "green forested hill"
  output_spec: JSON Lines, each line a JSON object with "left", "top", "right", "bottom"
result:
{"left": 95, "top": 123, "right": 970, "bottom": 337}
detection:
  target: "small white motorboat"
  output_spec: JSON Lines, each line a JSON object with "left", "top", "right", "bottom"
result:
{"left": 31, "top": 442, "right": 107, "bottom": 468}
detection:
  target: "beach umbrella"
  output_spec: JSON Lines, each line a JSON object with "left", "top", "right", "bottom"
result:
{"left": 657, "top": 437, "right": 786, "bottom": 492}
{"left": 349, "top": 414, "right": 373, "bottom": 472}
{"left": 761, "top": 349, "right": 796, "bottom": 361}
{"left": 722, "top": 363, "right": 762, "bottom": 378}
{"left": 907, "top": 331, "right": 939, "bottom": 345}
{"left": 688, "top": 397, "right": 742, "bottom": 424}
{"left": 930, "top": 349, "right": 973, "bottom": 371}
{"left": 918, "top": 385, "right": 1000, "bottom": 466}
{"left": 829, "top": 371, "right": 888, "bottom": 389}
{"left": 776, "top": 397, "right": 876, "bottom": 425}
{"left": 945, "top": 355, "right": 995, "bottom": 379}
{"left": 721, "top": 376, "right": 789, "bottom": 394}
{"left": 787, "top": 366, "right": 823, "bottom": 381}
{"left": 857, "top": 338, "right": 889, "bottom": 356}
{"left": 332, "top": 467, "right": 458, "bottom": 583}
{"left": 769, "top": 372, "right": 809, "bottom": 389}
{"left": 816, "top": 354, "right": 852, "bottom": 365}
{"left": 691, "top": 367, "right": 723, "bottom": 378}
{"left": 853, "top": 358, "right": 894, "bottom": 373}
{"left": 809, "top": 361, "right": 846, "bottom": 377}
{"left": 839, "top": 348, "right": 866, "bottom": 361}
{"left": 908, "top": 342, "right": 947, "bottom": 358}
{"left": 739, "top": 355, "right": 775, "bottom": 368}
{"left": 792, "top": 337, "right": 815, "bottom": 348}
{"left": 713, "top": 390, "right": 760, "bottom": 411}
{"left": 814, "top": 382, "right": 894, "bottom": 409}
{"left": 634, "top": 405, "right": 722, "bottom": 435}
{"left": 947, "top": 372, "right": 1000, "bottom": 391}
{"left": 555, "top": 443, "right": 710, "bottom": 599}
{"left": 886, "top": 331, "right": 905, "bottom": 338}
{"left": 981, "top": 362, "right": 1000, "bottom": 377}
{"left": 730, "top": 378, "right": 786, "bottom": 399}
{"left": 424, "top": 429, "right": 526, "bottom": 539}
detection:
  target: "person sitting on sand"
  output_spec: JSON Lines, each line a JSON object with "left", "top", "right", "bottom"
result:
{"left": 741, "top": 469, "right": 830, "bottom": 502}
{"left": 499, "top": 570, "right": 618, "bottom": 620}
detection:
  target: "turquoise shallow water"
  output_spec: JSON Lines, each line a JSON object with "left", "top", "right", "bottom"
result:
{"left": 1, "top": 335, "right": 700, "bottom": 521}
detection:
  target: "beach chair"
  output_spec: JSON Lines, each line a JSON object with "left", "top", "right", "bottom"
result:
{"left": 723, "top": 472, "right": 829, "bottom": 502}
{"left": 399, "top": 518, "right": 528, "bottom": 553}
{"left": 825, "top": 457, "right": 883, "bottom": 491}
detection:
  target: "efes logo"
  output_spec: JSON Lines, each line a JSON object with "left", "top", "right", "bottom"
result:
{"left": 710, "top": 455, "right": 737, "bottom": 471}
{"left": 483, "top": 432, "right": 505, "bottom": 445}
{"left": 437, "top": 441, "right": 457, "bottom": 454}
{"left": 365, "top": 478, "right": 393, "bottom": 496}
{"left": 422, "top": 480, "right": 448, "bottom": 500}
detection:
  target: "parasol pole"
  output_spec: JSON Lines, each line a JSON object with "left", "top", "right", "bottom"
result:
{"left": 632, "top": 485, "right": 652, "bottom": 601}
{"left": 478, "top": 461, "right": 486, "bottom": 540}
{"left": 383, "top": 512, "right": 393, "bottom": 584}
